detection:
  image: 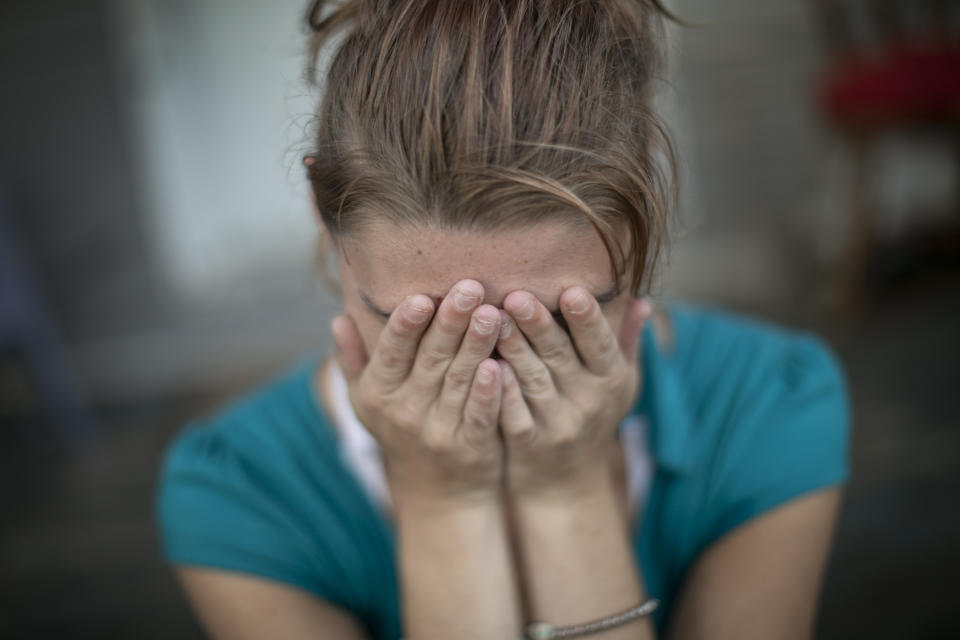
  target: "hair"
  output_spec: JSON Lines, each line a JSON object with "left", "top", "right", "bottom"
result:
{"left": 304, "top": 0, "right": 679, "bottom": 296}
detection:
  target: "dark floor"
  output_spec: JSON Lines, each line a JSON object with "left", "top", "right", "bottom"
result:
{"left": 1, "top": 259, "right": 958, "bottom": 640}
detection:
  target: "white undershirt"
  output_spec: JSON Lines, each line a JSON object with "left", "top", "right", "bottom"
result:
{"left": 323, "top": 360, "right": 655, "bottom": 523}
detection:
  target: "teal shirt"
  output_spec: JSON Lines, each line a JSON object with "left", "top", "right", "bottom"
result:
{"left": 155, "top": 303, "right": 852, "bottom": 638}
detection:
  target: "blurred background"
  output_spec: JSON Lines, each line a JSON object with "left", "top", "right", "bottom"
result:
{"left": 0, "top": 0, "right": 957, "bottom": 637}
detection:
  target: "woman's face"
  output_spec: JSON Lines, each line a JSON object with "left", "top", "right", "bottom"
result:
{"left": 335, "top": 221, "right": 633, "bottom": 360}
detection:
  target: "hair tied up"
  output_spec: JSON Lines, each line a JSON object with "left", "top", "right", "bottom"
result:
{"left": 306, "top": 0, "right": 689, "bottom": 37}
{"left": 301, "top": 0, "right": 682, "bottom": 296}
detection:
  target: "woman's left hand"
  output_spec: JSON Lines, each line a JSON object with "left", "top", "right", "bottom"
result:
{"left": 495, "top": 287, "right": 652, "bottom": 499}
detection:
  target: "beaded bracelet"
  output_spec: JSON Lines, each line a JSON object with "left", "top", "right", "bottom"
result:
{"left": 523, "top": 598, "right": 660, "bottom": 639}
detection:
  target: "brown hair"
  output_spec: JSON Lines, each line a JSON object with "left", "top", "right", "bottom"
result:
{"left": 304, "top": 0, "right": 678, "bottom": 296}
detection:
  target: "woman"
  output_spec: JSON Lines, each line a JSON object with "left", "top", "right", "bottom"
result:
{"left": 155, "top": 1, "right": 851, "bottom": 638}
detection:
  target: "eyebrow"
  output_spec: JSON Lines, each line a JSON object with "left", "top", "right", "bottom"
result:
{"left": 360, "top": 285, "right": 621, "bottom": 320}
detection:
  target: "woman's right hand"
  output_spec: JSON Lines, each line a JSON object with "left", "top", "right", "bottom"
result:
{"left": 330, "top": 279, "right": 505, "bottom": 503}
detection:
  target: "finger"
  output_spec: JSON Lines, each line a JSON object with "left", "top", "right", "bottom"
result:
{"left": 619, "top": 297, "right": 653, "bottom": 366}
{"left": 497, "top": 360, "right": 536, "bottom": 443}
{"left": 558, "top": 286, "right": 623, "bottom": 375}
{"left": 437, "top": 304, "right": 501, "bottom": 417}
{"left": 365, "top": 294, "right": 435, "bottom": 390}
{"left": 407, "top": 279, "right": 484, "bottom": 391}
{"left": 502, "top": 290, "right": 580, "bottom": 389}
{"left": 495, "top": 310, "right": 559, "bottom": 413}
{"left": 331, "top": 314, "right": 368, "bottom": 383}
{"left": 459, "top": 358, "right": 502, "bottom": 449}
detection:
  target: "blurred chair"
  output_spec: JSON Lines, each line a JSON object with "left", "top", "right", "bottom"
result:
{"left": 810, "top": 0, "right": 960, "bottom": 315}
{"left": 0, "top": 186, "right": 97, "bottom": 450}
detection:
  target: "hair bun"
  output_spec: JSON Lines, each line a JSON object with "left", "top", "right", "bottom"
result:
{"left": 302, "top": 0, "right": 680, "bottom": 296}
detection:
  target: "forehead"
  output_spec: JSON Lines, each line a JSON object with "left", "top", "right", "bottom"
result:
{"left": 340, "top": 222, "right": 617, "bottom": 307}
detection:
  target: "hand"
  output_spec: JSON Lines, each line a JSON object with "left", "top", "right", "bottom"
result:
{"left": 495, "top": 288, "right": 652, "bottom": 499}
{"left": 331, "top": 279, "right": 505, "bottom": 503}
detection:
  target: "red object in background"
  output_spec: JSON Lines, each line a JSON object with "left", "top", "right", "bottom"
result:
{"left": 817, "top": 40, "right": 960, "bottom": 127}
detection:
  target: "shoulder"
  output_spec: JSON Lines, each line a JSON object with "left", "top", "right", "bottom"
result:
{"left": 651, "top": 302, "right": 852, "bottom": 539}
{"left": 157, "top": 360, "right": 340, "bottom": 499}
{"left": 154, "top": 359, "right": 385, "bottom": 611}
{"left": 662, "top": 302, "right": 849, "bottom": 420}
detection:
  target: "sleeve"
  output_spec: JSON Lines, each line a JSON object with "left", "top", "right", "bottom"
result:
{"left": 154, "top": 423, "right": 356, "bottom": 612}
{"left": 707, "top": 333, "right": 853, "bottom": 540}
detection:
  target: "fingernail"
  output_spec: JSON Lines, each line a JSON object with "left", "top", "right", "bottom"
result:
{"left": 403, "top": 297, "right": 432, "bottom": 322}
{"left": 477, "top": 366, "right": 493, "bottom": 384}
{"left": 567, "top": 291, "right": 591, "bottom": 314}
{"left": 473, "top": 314, "right": 497, "bottom": 335}
{"left": 514, "top": 296, "right": 535, "bottom": 321}
{"left": 453, "top": 288, "right": 480, "bottom": 311}
{"left": 500, "top": 362, "right": 514, "bottom": 384}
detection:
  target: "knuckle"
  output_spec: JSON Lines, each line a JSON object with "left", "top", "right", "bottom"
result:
{"left": 460, "top": 421, "right": 493, "bottom": 451}
{"left": 464, "top": 387, "right": 495, "bottom": 418}
{"left": 392, "top": 403, "right": 422, "bottom": 435}
{"left": 421, "top": 427, "right": 453, "bottom": 454}
{"left": 581, "top": 396, "right": 604, "bottom": 422}
{"left": 417, "top": 344, "right": 451, "bottom": 373}
{"left": 444, "top": 365, "right": 474, "bottom": 392}
{"left": 594, "top": 330, "right": 617, "bottom": 357}
{"left": 505, "top": 421, "right": 537, "bottom": 446}
{"left": 377, "top": 345, "right": 406, "bottom": 371}
{"left": 538, "top": 341, "right": 570, "bottom": 366}
{"left": 520, "top": 368, "right": 553, "bottom": 397}
{"left": 571, "top": 391, "right": 596, "bottom": 418}
{"left": 497, "top": 335, "right": 524, "bottom": 358}
{"left": 551, "top": 423, "right": 580, "bottom": 449}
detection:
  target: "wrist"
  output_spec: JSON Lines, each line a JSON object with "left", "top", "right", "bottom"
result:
{"left": 390, "top": 479, "right": 502, "bottom": 518}
{"left": 506, "top": 437, "right": 620, "bottom": 503}
{"left": 508, "top": 462, "right": 614, "bottom": 509}
{"left": 384, "top": 456, "right": 503, "bottom": 509}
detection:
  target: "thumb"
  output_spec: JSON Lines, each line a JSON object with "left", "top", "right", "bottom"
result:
{"left": 331, "top": 314, "right": 368, "bottom": 383}
{"left": 619, "top": 297, "right": 653, "bottom": 366}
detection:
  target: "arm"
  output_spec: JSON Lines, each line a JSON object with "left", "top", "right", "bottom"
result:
{"left": 666, "top": 487, "right": 842, "bottom": 640}
{"left": 176, "top": 567, "right": 369, "bottom": 640}
{"left": 510, "top": 466, "right": 654, "bottom": 639}
{"left": 496, "top": 290, "right": 846, "bottom": 639}
{"left": 172, "top": 483, "right": 840, "bottom": 640}
{"left": 508, "top": 307, "right": 674, "bottom": 637}
{"left": 392, "top": 490, "right": 521, "bottom": 638}
{"left": 174, "top": 494, "right": 521, "bottom": 640}
{"left": 172, "top": 279, "right": 523, "bottom": 640}
{"left": 509, "top": 482, "right": 841, "bottom": 640}
{"left": 333, "top": 279, "right": 523, "bottom": 638}
{"left": 495, "top": 288, "right": 656, "bottom": 637}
